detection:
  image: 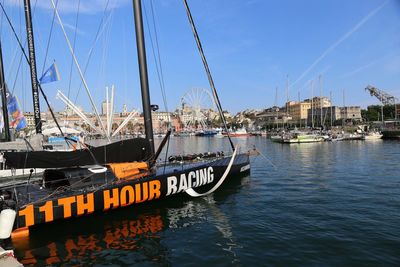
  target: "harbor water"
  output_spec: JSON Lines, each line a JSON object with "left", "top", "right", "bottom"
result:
{"left": 12, "top": 137, "right": 400, "bottom": 266}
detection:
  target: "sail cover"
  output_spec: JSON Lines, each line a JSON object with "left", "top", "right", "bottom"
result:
{"left": 3, "top": 138, "right": 151, "bottom": 169}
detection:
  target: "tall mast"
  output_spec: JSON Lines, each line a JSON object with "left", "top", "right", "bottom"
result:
{"left": 319, "top": 75, "right": 323, "bottom": 128}
{"left": 0, "top": 41, "right": 10, "bottom": 141}
{"left": 132, "top": 0, "right": 155, "bottom": 156}
{"left": 298, "top": 91, "right": 300, "bottom": 128}
{"left": 342, "top": 89, "right": 345, "bottom": 127}
{"left": 311, "top": 80, "right": 314, "bottom": 128}
{"left": 24, "top": 0, "right": 42, "bottom": 134}
{"left": 275, "top": 86, "right": 278, "bottom": 129}
{"left": 330, "top": 91, "right": 333, "bottom": 128}
{"left": 286, "top": 75, "right": 289, "bottom": 128}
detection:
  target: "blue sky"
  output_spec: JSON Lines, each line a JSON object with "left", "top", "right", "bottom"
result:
{"left": 1, "top": 0, "right": 399, "bottom": 114}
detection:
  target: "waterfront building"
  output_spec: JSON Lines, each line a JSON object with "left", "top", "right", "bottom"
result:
{"left": 288, "top": 101, "right": 311, "bottom": 124}
{"left": 23, "top": 112, "right": 36, "bottom": 128}
{"left": 340, "top": 106, "right": 362, "bottom": 121}
{"left": 308, "top": 106, "right": 341, "bottom": 127}
{"left": 304, "top": 96, "right": 331, "bottom": 109}
{"left": 152, "top": 111, "right": 173, "bottom": 133}
{"left": 256, "top": 107, "right": 292, "bottom": 128}
{"left": 307, "top": 106, "right": 362, "bottom": 127}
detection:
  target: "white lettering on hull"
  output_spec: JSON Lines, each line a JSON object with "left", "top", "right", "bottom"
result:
{"left": 166, "top": 167, "right": 214, "bottom": 196}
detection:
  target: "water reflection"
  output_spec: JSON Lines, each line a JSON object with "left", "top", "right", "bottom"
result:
{"left": 202, "top": 196, "right": 242, "bottom": 264}
{"left": 165, "top": 174, "right": 249, "bottom": 265}
{"left": 14, "top": 211, "right": 167, "bottom": 266}
{"left": 13, "top": 171, "right": 249, "bottom": 266}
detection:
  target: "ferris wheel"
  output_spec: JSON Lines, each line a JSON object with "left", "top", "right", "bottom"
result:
{"left": 180, "top": 88, "right": 216, "bottom": 129}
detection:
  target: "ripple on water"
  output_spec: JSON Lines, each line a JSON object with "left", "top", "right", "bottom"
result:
{"left": 14, "top": 137, "right": 400, "bottom": 266}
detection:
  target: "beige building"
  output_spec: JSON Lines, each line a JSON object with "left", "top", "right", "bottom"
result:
{"left": 304, "top": 96, "right": 331, "bottom": 109}
{"left": 288, "top": 101, "right": 311, "bottom": 122}
{"left": 23, "top": 112, "right": 36, "bottom": 128}
{"left": 152, "top": 111, "right": 172, "bottom": 133}
{"left": 340, "top": 106, "right": 362, "bottom": 121}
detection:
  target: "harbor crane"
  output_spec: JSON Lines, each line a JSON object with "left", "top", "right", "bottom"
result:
{"left": 365, "top": 85, "right": 399, "bottom": 121}
{"left": 365, "top": 85, "right": 398, "bottom": 105}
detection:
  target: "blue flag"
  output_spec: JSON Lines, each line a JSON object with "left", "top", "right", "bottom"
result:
{"left": 39, "top": 62, "right": 60, "bottom": 84}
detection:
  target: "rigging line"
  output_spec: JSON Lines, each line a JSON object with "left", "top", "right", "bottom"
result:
{"left": 182, "top": 0, "right": 235, "bottom": 151}
{"left": 50, "top": 0, "right": 108, "bottom": 140}
{"left": 0, "top": 0, "right": 3, "bottom": 37}
{"left": 256, "top": 149, "right": 277, "bottom": 170}
{"left": 10, "top": 0, "right": 24, "bottom": 96}
{"left": 41, "top": 0, "right": 58, "bottom": 76}
{"left": 4, "top": 19, "right": 18, "bottom": 81}
{"left": 149, "top": 0, "right": 169, "bottom": 116}
{"left": 0, "top": 0, "right": 65, "bottom": 137}
{"left": 5, "top": 0, "right": 27, "bottom": 84}
{"left": 100, "top": 6, "right": 114, "bottom": 92}
{"left": 31, "top": 0, "right": 47, "bottom": 56}
{"left": 65, "top": 0, "right": 80, "bottom": 126}
{"left": 162, "top": 133, "right": 171, "bottom": 175}
{"left": 143, "top": 1, "right": 168, "bottom": 115}
{"left": 73, "top": 0, "right": 111, "bottom": 103}
{"left": 11, "top": 54, "right": 23, "bottom": 94}
{"left": 67, "top": 0, "right": 80, "bottom": 100}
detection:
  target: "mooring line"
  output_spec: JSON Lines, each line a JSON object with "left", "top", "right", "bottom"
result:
{"left": 255, "top": 149, "right": 278, "bottom": 171}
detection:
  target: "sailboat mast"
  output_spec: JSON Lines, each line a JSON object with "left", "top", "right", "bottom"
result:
{"left": 311, "top": 80, "right": 314, "bottom": 128}
{"left": 0, "top": 41, "right": 10, "bottom": 141}
{"left": 24, "top": 0, "right": 42, "bottom": 134}
{"left": 132, "top": 0, "right": 155, "bottom": 156}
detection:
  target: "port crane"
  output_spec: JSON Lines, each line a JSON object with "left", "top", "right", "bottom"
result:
{"left": 365, "top": 85, "right": 399, "bottom": 121}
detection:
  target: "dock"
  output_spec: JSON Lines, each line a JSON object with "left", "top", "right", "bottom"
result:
{"left": 0, "top": 246, "right": 23, "bottom": 267}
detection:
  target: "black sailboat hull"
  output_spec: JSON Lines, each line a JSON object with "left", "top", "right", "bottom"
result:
{"left": 3, "top": 138, "right": 151, "bottom": 169}
{"left": 11, "top": 153, "right": 250, "bottom": 232}
{"left": 382, "top": 129, "right": 400, "bottom": 139}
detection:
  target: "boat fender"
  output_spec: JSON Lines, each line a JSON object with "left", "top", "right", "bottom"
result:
{"left": 0, "top": 209, "right": 17, "bottom": 239}
{"left": 0, "top": 249, "right": 14, "bottom": 259}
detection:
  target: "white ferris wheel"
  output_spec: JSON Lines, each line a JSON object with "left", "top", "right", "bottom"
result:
{"left": 180, "top": 88, "right": 216, "bottom": 129}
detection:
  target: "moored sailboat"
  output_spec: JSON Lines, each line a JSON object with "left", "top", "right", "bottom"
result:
{"left": 223, "top": 128, "right": 250, "bottom": 137}
{"left": 0, "top": 0, "right": 251, "bottom": 240}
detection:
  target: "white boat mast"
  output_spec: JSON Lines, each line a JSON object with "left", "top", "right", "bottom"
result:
{"left": 57, "top": 90, "right": 101, "bottom": 134}
{"left": 319, "top": 75, "right": 323, "bottom": 128}
{"left": 311, "top": 80, "right": 314, "bottom": 128}
{"left": 112, "top": 109, "right": 139, "bottom": 137}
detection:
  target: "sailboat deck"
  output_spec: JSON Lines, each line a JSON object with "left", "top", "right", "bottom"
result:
{"left": 7, "top": 153, "right": 249, "bottom": 208}
{"left": 156, "top": 153, "right": 249, "bottom": 176}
